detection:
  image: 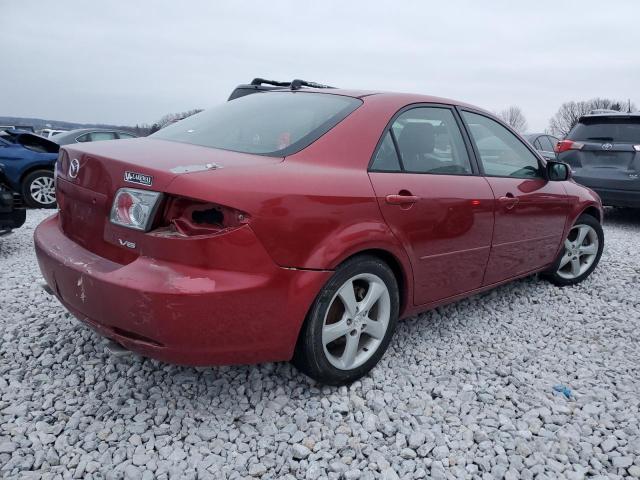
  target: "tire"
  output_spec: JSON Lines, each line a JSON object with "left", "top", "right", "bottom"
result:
{"left": 293, "top": 255, "right": 399, "bottom": 385}
{"left": 543, "top": 213, "right": 604, "bottom": 286}
{"left": 21, "top": 169, "right": 56, "bottom": 208}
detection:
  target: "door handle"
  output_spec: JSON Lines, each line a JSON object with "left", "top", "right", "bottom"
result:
{"left": 385, "top": 194, "right": 419, "bottom": 205}
{"left": 498, "top": 193, "right": 519, "bottom": 210}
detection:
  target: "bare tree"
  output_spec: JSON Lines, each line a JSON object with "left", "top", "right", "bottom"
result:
{"left": 549, "top": 98, "right": 636, "bottom": 138}
{"left": 154, "top": 108, "right": 204, "bottom": 130}
{"left": 497, "top": 106, "right": 528, "bottom": 133}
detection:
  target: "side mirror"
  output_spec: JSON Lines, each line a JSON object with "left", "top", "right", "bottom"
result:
{"left": 547, "top": 161, "right": 571, "bottom": 181}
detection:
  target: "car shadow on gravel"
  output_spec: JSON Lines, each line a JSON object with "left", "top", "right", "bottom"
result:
{"left": 604, "top": 207, "right": 640, "bottom": 228}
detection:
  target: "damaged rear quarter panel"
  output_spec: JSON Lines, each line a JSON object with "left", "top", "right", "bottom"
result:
{"left": 162, "top": 95, "right": 411, "bottom": 272}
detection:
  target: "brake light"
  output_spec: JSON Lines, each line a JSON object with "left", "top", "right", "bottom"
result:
{"left": 110, "top": 188, "right": 162, "bottom": 231}
{"left": 634, "top": 145, "right": 640, "bottom": 152}
{"left": 555, "top": 140, "right": 584, "bottom": 154}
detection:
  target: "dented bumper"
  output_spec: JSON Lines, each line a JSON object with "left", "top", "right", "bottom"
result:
{"left": 34, "top": 214, "right": 331, "bottom": 366}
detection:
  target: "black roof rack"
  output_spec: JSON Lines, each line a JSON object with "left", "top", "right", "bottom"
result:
{"left": 249, "top": 78, "right": 291, "bottom": 87}
{"left": 289, "top": 79, "right": 333, "bottom": 90}
{"left": 228, "top": 78, "right": 335, "bottom": 101}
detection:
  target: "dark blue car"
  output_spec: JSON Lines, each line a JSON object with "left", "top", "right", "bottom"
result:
{"left": 0, "top": 129, "right": 59, "bottom": 208}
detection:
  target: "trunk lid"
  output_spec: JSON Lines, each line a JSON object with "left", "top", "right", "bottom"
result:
{"left": 567, "top": 143, "right": 639, "bottom": 191}
{"left": 57, "top": 138, "right": 282, "bottom": 261}
{"left": 575, "top": 142, "right": 636, "bottom": 168}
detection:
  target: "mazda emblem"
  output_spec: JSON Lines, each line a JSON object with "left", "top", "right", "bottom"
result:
{"left": 69, "top": 158, "right": 80, "bottom": 178}
{"left": 601, "top": 143, "right": 613, "bottom": 150}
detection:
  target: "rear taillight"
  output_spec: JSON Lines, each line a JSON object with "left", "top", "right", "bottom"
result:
{"left": 634, "top": 145, "right": 640, "bottom": 151}
{"left": 555, "top": 140, "right": 584, "bottom": 154}
{"left": 156, "top": 196, "right": 249, "bottom": 237}
{"left": 110, "top": 188, "right": 162, "bottom": 231}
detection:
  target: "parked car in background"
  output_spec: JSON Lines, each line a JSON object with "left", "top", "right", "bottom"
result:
{"left": 35, "top": 83, "right": 604, "bottom": 385}
{"left": 0, "top": 129, "right": 58, "bottom": 208}
{"left": 523, "top": 133, "right": 559, "bottom": 161}
{"left": 39, "top": 128, "right": 68, "bottom": 138}
{"left": 0, "top": 125, "right": 35, "bottom": 133}
{"left": 0, "top": 165, "right": 26, "bottom": 234}
{"left": 556, "top": 112, "right": 640, "bottom": 208}
{"left": 53, "top": 128, "right": 138, "bottom": 146}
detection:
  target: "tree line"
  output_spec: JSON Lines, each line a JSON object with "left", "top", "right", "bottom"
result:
{"left": 497, "top": 98, "right": 636, "bottom": 137}
{"left": 125, "top": 108, "right": 203, "bottom": 136}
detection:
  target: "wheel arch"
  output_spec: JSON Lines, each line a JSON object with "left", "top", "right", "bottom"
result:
{"left": 556, "top": 200, "right": 604, "bottom": 264}
{"left": 332, "top": 247, "right": 412, "bottom": 318}
{"left": 580, "top": 205, "right": 602, "bottom": 223}
{"left": 19, "top": 163, "right": 54, "bottom": 185}
{"left": 291, "top": 246, "right": 413, "bottom": 370}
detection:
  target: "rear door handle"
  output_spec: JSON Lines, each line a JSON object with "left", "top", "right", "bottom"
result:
{"left": 498, "top": 193, "right": 519, "bottom": 210}
{"left": 385, "top": 194, "right": 419, "bottom": 205}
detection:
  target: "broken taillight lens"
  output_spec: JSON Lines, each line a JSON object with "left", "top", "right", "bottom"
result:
{"left": 156, "top": 196, "right": 249, "bottom": 236}
{"left": 110, "top": 188, "right": 162, "bottom": 231}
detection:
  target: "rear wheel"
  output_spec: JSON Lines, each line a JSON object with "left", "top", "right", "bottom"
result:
{"left": 544, "top": 214, "right": 604, "bottom": 286}
{"left": 22, "top": 170, "right": 56, "bottom": 208}
{"left": 293, "top": 255, "right": 399, "bottom": 385}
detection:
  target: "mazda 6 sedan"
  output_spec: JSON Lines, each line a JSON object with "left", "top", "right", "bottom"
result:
{"left": 34, "top": 86, "right": 604, "bottom": 385}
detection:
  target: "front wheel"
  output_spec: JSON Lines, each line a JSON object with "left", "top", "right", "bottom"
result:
{"left": 544, "top": 214, "right": 604, "bottom": 286}
{"left": 293, "top": 255, "right": 399, "bottom": 385}
{"left": 22, "top": 170, "right": 56, "bottom": 208}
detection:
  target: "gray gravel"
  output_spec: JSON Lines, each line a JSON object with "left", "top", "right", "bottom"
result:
{"left": 1, "top": 208, "right": 639, "bottom": 479}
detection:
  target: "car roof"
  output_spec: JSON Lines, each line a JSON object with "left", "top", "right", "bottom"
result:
{"left": 524, "top": 133, "right": 557, "bottom": 139}
{"left": 56, "top": 127, "right": 126, "bottom": 136}
{"left": 53, "top": 128, "right": 135, "bottom": 144}
{"left": 579, "top": 112, "right": 640, "bottom": 121}
{"left": 230, "top": 79, "right": 480, "bottom": 108}
{"left": 255, "top": 87, "right": 489, "bottom": 114}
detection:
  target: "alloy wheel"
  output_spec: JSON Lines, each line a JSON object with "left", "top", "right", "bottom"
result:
{"left": 557, "top": 224, "right": 599, "bottom": 280}
{"left": 322, "top": 273, "right": 391, "bottom": 370}
{"left": 30, "top": 176, "right": 56, "bottom": 206}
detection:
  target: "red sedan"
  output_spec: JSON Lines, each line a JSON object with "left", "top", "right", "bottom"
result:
{"left": 34, "top": 86, "right": 604, "bottom": 385}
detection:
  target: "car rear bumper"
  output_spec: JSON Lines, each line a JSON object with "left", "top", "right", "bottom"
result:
{"left": 0, "top": 188, "right": 26, "bottom": 233}
{"left": 572, "top": 174, "right": 640, "bottom": 207}
{"left": 34, "top": 214, "right": 331, "bottom": 366}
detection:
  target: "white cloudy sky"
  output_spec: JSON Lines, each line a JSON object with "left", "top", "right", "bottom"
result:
{"left": 2, "top": 0, "right": 639, "bottom": 131}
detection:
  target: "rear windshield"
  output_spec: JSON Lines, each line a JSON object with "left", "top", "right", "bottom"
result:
{"left": 152, "top": 92, "right": 362, "bottom": 156}
{"left": 569, "top": 117, "right": 640, "bottom": 143}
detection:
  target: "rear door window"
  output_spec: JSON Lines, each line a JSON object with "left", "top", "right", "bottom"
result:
{"left": 387, "top": 107, "right": 472, "bottom": 174}
{"left": 569, "top": 118, "right": 640, "bottom": 143}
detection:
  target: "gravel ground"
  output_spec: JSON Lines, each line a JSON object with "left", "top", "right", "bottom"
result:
{"left": 1, "top": 209, "right": 639, "bottom": 480}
